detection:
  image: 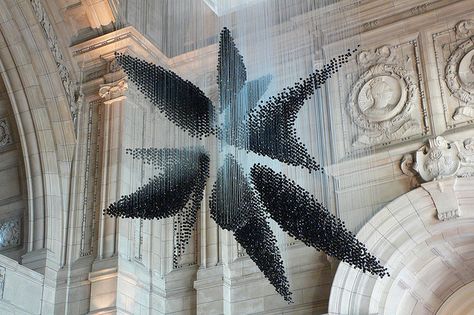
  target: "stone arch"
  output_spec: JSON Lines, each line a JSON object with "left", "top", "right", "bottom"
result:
{"left": 328, "top": 177, "right": 474, "bottom": 315}
{"left": 0, "top": 0, "right": 76, "bottom": 269}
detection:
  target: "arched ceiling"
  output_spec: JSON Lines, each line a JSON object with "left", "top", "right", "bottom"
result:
{"left": 0, "top": 77, "right": 27, "bottom": 263}
{"left": 328, "top": 177, "right": 474, "bottom": 315}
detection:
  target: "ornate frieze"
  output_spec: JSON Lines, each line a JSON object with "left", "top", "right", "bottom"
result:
{"left": 0, "top": 118, "right": 12, "bottom": 148}
{"left": 433, "top": 19, "right": 474, "bottom": 127}
{"left": 30, "top": 0, "right": 83, "bottom": 131}
{"left": 346, "top": 41, "right": 428, "bottom": 147}
{"left": 0, "top": 216, "right": 21, "bottom": 250}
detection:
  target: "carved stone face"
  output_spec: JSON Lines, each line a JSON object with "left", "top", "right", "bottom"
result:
{"left": 365, "top": 77, "right": 394, "bottom": 110}
{"left": 359, "top": 76, "right": 404, "bottom": 124}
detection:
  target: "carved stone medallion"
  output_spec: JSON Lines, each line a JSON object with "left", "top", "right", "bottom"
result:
{"left": 445, "top": 37, "right": 474, "bottom": 113}
{"left": 347, "top": 63, "right": 418, "bottom": 146}
{"left": 0, "top": 118, "right": 12, "bottom": 148}
{"left": 434, "top": 19, "right": 474, "bottom": 123}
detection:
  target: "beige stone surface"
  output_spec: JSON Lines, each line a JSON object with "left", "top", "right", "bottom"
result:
{"left": 0, "top": 0, "right": 473, "bottom": 314}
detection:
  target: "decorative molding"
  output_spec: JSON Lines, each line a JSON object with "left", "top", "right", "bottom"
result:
{"left": 410, "top": 2, "right": 432, "bottom": 15}
{"left": 0, "top": 266, "right": 4, "bottom": 299}
{"left": 80, "top": 101, "right": 99, "bottom": 257}
{"left": 0, "top": 216, "right": 21, "bottom": 250}
{"left": 30, "top": 0, "right": 83, "bottom": 131}
{"left": 362, "top": 20, "right": 379, "bottom": 31}
{"left": 401, "top": 136, "right": 474, "bottom": 182}
{"left": 0, "top": 118, "right": 12, "bottom": 148}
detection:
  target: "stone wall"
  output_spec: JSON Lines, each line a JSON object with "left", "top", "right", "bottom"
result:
{"left": 0, "top": 0, "right": 473, "bottom": 314}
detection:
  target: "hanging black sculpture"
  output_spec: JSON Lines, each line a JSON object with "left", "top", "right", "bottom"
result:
{"left": 105, "top": 27, "right": 388, "bottom": 303}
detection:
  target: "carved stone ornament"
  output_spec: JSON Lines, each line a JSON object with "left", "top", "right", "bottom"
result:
{"left": 0, "top": 118, "right": 12, "bottom": 148}
{"left": 357, "top": 45, "right": 396, "bottom": 68}
{"left": 445, "top": 20, "right": 474, "bottom": 119}
{"left": 401, "top": 136, "right": 474, "bottom": 182}
{"left": 30, "top": 0, "right": 83, "bottom": 131}
{"left": 347, "top": 63, "right": 419, "bottom": 146}
{"left": 422, "top": 178, "right": 460, "bottom": 221}
{"left": 99, "top": 78, "right": 128, "bottom": 102}
{"left": 400, "top": 136, "right": 474, "bottom": 221}
{"left": 0, "top": 216, "right": 21, "bottom": 250}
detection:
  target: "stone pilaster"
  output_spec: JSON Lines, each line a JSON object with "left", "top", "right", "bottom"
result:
{"left": 88, "top": 75, "right": 128, "bottom": 314}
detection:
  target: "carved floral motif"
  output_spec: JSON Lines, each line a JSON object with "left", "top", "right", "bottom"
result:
{"left": 0, "top": 216, "right": 21, "bottom": 250}
{"left": 0, "top": 118, "right": 12, "bottom": 148}
{"left": 30, "top": 0, "right": 83, "bottom": 131}
{"left": 357, "top": 46, "right": 395, "bottom": 67}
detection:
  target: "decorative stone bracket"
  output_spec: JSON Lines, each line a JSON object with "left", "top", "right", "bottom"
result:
{"left": 422, "top": 178, "right": 460, "bottom": 221}
{"left": 401, "top": 136, "right": 474, "bottom": 220}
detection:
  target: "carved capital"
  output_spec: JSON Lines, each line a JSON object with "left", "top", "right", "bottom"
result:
{"left": 99, "top": 79, "right": 128, "bottom": 104}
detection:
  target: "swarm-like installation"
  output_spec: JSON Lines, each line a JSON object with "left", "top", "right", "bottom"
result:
{"left": 108, "top": 27, "right": 388, "bottom": 302}
{"left": 210, "top": 155, "right": 292, "bottom": 302}
{"left": 244, "top": 51, "right": 357, "bottom": 172}
{"left": 251, "top": 164, "right": 389, "bottom": 278}
{"left": 114, "top": 53, "right": 215, "bottom": 138}
{"left": 104, "top": 148, "right": 209, "bottom": 265}
{"left": 217, "top": 28, "right": 272, "bottom": 146}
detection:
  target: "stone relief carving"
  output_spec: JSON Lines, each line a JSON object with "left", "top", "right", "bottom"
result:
{"left": 347, "top": 63, "right": 419, "bottom": 146}
{"left": 30, "top": 0, "right": 83, "bottom": 131}
{"left": 401, "top": 136, "right": 474, "bottom": 182}
{"left": 445, "top": 29, "right": 474, "bottom": 119}
{"left": 0, "top": 216, "right": 21, "bottom": 250}
{"left": 345, "top": 40, "right": 428, "bottom": 148}
{"left": 456, "top": 20, "right": 474, "bottom": 38}
{"left": 0, "top": 266, "right": 5, "bottom": 299}
{"left": 357, "top": 45, "right": 396, "bottom": 68}
{"left": 0, "top": 118, "right": 12, "bottom": 148}
{"left": 400, "top": 136, "right": 474, "bottom": 221}
{"left": 434, "top": 19, "right": 474, "bottom": 127}
{"left": 99, "top": 78, "right": 128, "bottom": 102}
